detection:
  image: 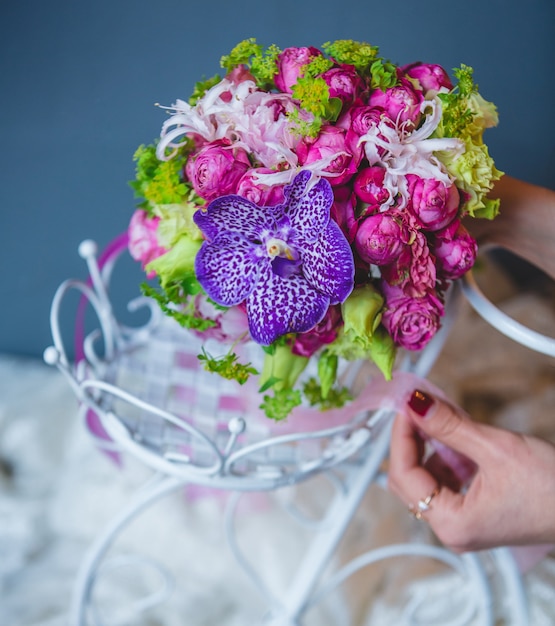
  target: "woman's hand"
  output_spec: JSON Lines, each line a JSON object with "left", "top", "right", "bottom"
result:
{"left": 388, "top": 389, "right": 555, "bottom": 552}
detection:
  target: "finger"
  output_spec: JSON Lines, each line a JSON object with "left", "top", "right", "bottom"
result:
{"left": 388, "top": 411, "right": 440, "bottom": 507}
{"left": 406, "top": 389, "right": 492, "bottom": 465}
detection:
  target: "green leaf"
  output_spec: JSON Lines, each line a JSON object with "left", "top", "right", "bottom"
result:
{"left": 317, "top": 350, "right": 338, "bottom": 399}
{"left": 198, "top": 348, "right": 258, "bottom": 385}
{"left": 368, "top": 326, "right": 396, "bottom": 380}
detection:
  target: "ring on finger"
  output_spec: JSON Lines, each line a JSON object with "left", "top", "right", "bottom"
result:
{"left": 409, "top": 486, "right": 440, "bottom": 520}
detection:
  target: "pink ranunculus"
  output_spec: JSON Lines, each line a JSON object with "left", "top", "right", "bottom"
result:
{"left": 433, "top": 220, "right": 478, "bottom": 280}
{"left": 368, "top": 77, "right": 424, "bottom": 126}
{"left": 381, "top": 282, "right": 444, "bottom": 351}
{"left": 275, "top": 46, "right": 323, "bottom": 94}
{"left": 191, "top": 296, "right": 250, "bottom": 344}
{"left": 401, "top": 62, "right": 453, "bottom": 94}
{"left": 185, "top": 140, "right": 250, "bottom": 202}
{"left": 338, "top": 104, "right": 387, "bottom": 161}
{"left": 128, "top": 209, "right": 166, "bottom": 277}
{"left": 353, "top": 166, "right": 389, "bottom": 210}
{"left": 291, "top": 305, "right": 343, "bottom": 358}
{"left": 236, "top": 168, "right": 285, "bottom": 207}
{"left": 297, "top": 125, "right": 361, "bottom": 186}
{"left": 406, "top": 174, "right": 460, "bottom": 231}
{"left": 381, "top": 230, "right": 436, "bottom": 298}
{"left": 355, "top": 212, "right": 409, "bottom": 266}
{"left": 321, "top": 65, "right": 365, "bottom": 107}
{"left": 330, "top": 185, "right": 358, "bottom": 243}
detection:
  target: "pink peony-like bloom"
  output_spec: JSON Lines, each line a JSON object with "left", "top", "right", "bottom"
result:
{"left": 297, "top": 125, "right": 361, "bottom": 186}
{"left": 192, "top": 295, "right": 250, "bottom": 344}
{"left": 381, "top": 282, "right": 444, "bottom": 351}
{"left": 355, "top": 212, "right": 408, "bottom": 266}
{"left": 381, "top": 230, "right": 436, "bottom": 298}
{"left": 368, "top": 77, "right": 424, "bottom": 126}
{"left": 226, "top": 64, "right": 257, "bottom": 85}
{"left": 236, "top": 168, "right": 285, "bottom": 206}
{"left": 401, "top": 62, "right": 453, "bottom": 94}
{"left": 321, "top": 65, "right": 365, "bottom": 106}
{"left": 338, "top": 104, "right": 387, "bottom": 160}
{"left": 406, "top": 174, "right": 460, "bottom": 231}
{"left": 433, "top": 220, "right": 478, "bottom": 280}
{"left": 128, "top": 209, "right": 166, "bottom": 277}
{"left": 291, "top": 305, "right": 343, "bottom": 358}
{"left": 185, "top": 140, "right": 250, "bottom": 202}
{"left": 353, "top": 166, "right": 390, "bottom": 210}
{"left": 330, "top": 185, "right": 358, "bottom": 243}
{"left": 275, "top": 46, "right": 323, "bottom": 93}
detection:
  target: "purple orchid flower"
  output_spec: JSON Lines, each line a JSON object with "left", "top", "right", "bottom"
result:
{"left": 193, "top": 170, "right": 354, "bottom": 345}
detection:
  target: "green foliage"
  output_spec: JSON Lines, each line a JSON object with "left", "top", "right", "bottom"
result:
{"left": 438, "top": 64, "right": 477, "bottom": 138}
{"left": 220, "top": 38, "right": 280, "bottom": 89}
{"left": 259, "top": 388, "right": 302, "bottom": 421}
{"left": 198, "top": 348, "right": 258, "bottom": 385}
{"left": 302, "top": 378, "right": 352, "bottom": 411}
{"left": 140, "top": 280, "right": 216, "bottom": 331}
{"left": 322, "top": 40, "right": 379, "bottom": 74}
{"left": 369, "top": 59, "right": 399, "bottom": 91}
{"left": 130, "top": 144, "right": 190, "bottom": 211}
{"left": 189, "top": 74, "right": 222, "bottom": 105}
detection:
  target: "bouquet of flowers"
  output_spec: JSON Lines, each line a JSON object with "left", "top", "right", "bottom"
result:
{"left": 128, "top": 39, "right": 502, "bottom": 420}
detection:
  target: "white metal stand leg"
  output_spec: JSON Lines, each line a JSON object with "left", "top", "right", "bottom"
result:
{"left": 69, "top": 475, "right": 186, "bottom": 626}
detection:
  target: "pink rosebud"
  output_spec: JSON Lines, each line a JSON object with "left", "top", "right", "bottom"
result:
{"left": 321, "top": 65, "right": 365, "bottom": 106}
{"left": 337, "top": 104, "right": 387, "bottom": 159}
{"left": 191, "top": 296, "right": 250, "bottom": 344}
{"left": 353, "top": 166, "right": 389, "bottom": 210}
{"left": 185, "top": 140, "right": 250, "bottom": 202}
{"left": 297, "top": 125, "right": 361, "bottom": 186}
{"left": 330, "top": 185, "right": 358, "bottom": 243}
{"left": 368, "top": 77, "right": 424, "bottom": 126}
{"left": 381, "top": 282, "right": 444, "bottom": 351}
{"left": 355, "top": 212, "right": 408, "bottom": 266}
{"left": 381, "top": 230, "right": 436, "bottom": 298}
{"left": 291, "top": 306, "right": 343, "bottom": 358}
{"left": 236, "top": 168, "right": 285, "bottom": 207}
{"left": 275, "top": 46, "right": 323, "bottom": 93}
{"left": 128, "top": 209, "right": 166, "bottom": 277}
{"left": 406, "top": 174, "right": 460, "bottom": 231}
{"left": 401, "top": 62, "right": 453, "bottom": 93}
{"left": 227, "top": 64, "right": 257, "bottom": 85}
{"left": 433, "top": 220, "right": 478, "bottom": 280}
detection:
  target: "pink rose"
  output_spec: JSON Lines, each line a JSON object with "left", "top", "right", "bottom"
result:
{"left": 381, "top": 230, "right": 436, "bottom": 298}
{"left": 291, "top": 306, "right": 343, "bottom": 358}
{"left": 185, "top": 141, "right": 250, "bottom": 202}
{"left": 330, "top": 185, "right": 358, "bottom": 243}
{"left": 236, "top": 168, "right": 285, "bottom": 206}
{"left": 128, "top": 209, "right": 166, "bottom": 277}
{"left": 337, "top": 104, "right": 387, "bottom": 159}
{"left": 381, "top": 282, "right": 444, "bottom": 351}
{"left": 355, "top": 212, "right": 408, "bottom": 266}
{"left": 297, "top": 125, "right": 361, "bottom": 186}
{"left": 433, "top": 220, "right": 478, "bottom": 280}
{"left": 368, "top": 77, "right": 424, "bottom": 126}
{"left": 226, "top": 64, "right": 257, "bottom": 85}
{"left": 321, "top": 65, "right": 365, "bottom": 106}
{"left": 407, "top": 174, "right": 460, "bottom": 231}
{"left": 191, "top": 296, "right": 250, "bottom": 344}
{"left": 401, "top": 62, "right": 453, "bottom": 94}
{"left": 353, "top": 166, "right": 389, "bottom": 210}
{"left": 275, "top": 46, "right": 323, "bottom": 93}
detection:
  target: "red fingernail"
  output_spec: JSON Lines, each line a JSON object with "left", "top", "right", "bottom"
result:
{"left": 408, "top": 389, "right": 434, "bottom": 417}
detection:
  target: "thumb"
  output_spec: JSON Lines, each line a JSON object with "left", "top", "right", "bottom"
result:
{"left": 407, "top": 388, "right": 487, "bottom": 471}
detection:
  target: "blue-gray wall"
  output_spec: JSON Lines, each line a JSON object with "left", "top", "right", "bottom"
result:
{"left": 1, "top": 0, "right": 554, "bottom": 358}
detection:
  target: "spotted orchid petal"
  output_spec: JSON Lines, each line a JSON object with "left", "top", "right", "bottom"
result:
{"left": 281, "top": 171, "right": 334, "bottom": 243}
{"left": 302, "top": 220, "right": 355, "bottom": 304}
{"left": 194, "top": 195, "right": 277, "bottom": 243}
{"left": 194, "top": 232, "right": 265, "bottom": 306}
{"left": 247, "top": 267, "right": 330, "bottom": 345}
